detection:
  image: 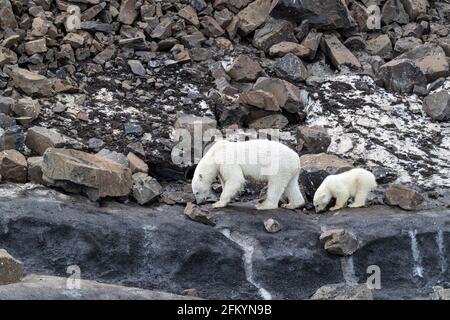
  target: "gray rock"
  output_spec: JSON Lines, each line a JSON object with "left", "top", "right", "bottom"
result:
{"left": 132, "top": 173, "right": 162, "bottom": 205}
{"left": 423, "top": 90, "right": 450, "bottom": 121}
{"left": 96, "top": 149, "right": 129, "bottom": 168}
{"left": 252, "top": 18, "right": 297, "bottom": 53}
{"left": 274, "top": 53, "right": 308, "bottom": 82}
{"left": 184, "top": 202, "right": 215, "bottom": 226}
{"left": 297, "top": 125, "right": 331, "bottom": 154}
{"left": 367, "top": 34, "right": 393, "bottom": 60}
{"left": 128, "top": 60, "right": 146, "bottom": 76}
{"left": 311, "top": 283, "right": 373, "bottom": 300}
{"left": 264, "top": 218, "right": 282, "bottom": 233}
{"left": 384, "top": 184, "right": 424, "bottom": 210}
{"left": 320, "top": 229, "right": 358, "bottom": 256}
{"left": 0, "top": 96, "right": 14, "bottom": 114}
{"left": 378, "top": 58, "right": 427, "bottom": 93}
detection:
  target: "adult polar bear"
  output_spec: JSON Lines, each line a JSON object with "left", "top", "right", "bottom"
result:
{"left": 192, "top": 139, "right": 305, "bottom": 210}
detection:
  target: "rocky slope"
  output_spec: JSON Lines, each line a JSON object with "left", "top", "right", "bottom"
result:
{"left": 0, "top": 0, "right": 450, "bottom": 299}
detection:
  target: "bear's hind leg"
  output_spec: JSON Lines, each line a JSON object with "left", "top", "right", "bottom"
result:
{"left": 256, "top": 177, "right": 289, "bottom": 210}
{"left": 282, "top": 174, "right": 305, "bottom": 210}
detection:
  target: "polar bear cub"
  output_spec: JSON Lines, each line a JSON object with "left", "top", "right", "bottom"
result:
{"left": 192, "top": 139, "right": 305, "bottom": 210}
{"left": 313, "top": 168, "right": 377, "bottom": 212}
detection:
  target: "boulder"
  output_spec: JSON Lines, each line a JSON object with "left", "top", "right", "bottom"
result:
{"left": 184, "top": 202, "right": 216, "bottom": 226}
{"left": 271, "top": 0, "right": 353, "bottom": 29}
{"left": 27, "top": 156, "right": 44, "bottom": 184}
{"left": 178, "top": 5, "right": 200, "bottom": 27}
{"left": 24, "top": 39, "right": 47, "bottom": 55}
{"left": 274, "top": 53, "right": 308, "bottom": 81}
{"left": 0, "top": 125, "right": 24, "bottom": 151}
{"left": 0, "top": 0, "right": 17, "bottom": 29}
{"left": 321, "top": 34, "right": 361, "bottom": 70}
{"left": 25, "top": 126, "right": 84, "bottom": 156}
{"left": 118, "top": 0, "right": 137, "bottom": 25}
{"left": 366, "top": 34, "right": 393, "bottom": 60}
{"left": 0, "top": 97, "right": 14, "bottom": 114}
{"left": 11, "top": 99, "right": 41, "bottom": 122}
{"left": 423, "top": 91, "right": 450, "bottom": 121}
{"left": 299, "top": 153, "right": 353, "bottom": 200}
{"left": 200, "top": 17, "right": 225, "bottom": 37}
{"left": 382, "top": 0, "right": 410, "bottom": 25}
{"left": 0, "top": 46, "right": 17, "bottom": 67}
{"left": 237, "top": 0, "right": 276, "bottom": 35}
{"left": 248, "top": 114, "right": 289, "bottom": 129}
{"left": 0, "top": 249, "right": 23, "bottom": 285}
{"left": 227, "top": 54, "right": 262, "bottom": 82}
{"left": 252, "top": 18, "right": 297, "bottom": 53}
{"left": 127, "top": 152, "right": 149, "bottom": 174}
{"left": 384, "top": 184, "right": 424, "bottom": 210}
{"left": 132, "top": 173, "right": 162, "bottom": 205}
{"left": 378, "top": 59, "right": 426, "bottom": 93}
{"left": 239, "top": 90, "right": 280, "bottom": 111}
{"left": 311, "top": 283, "right": 373, "bottom": 300}
{"left": 269, "top": 42, "right": 311, "bottom": 59}
{"left": 320, "top": 229, "right": 358, "bottom": 256}
{"left": 400, "top": 0, "right": 428, "bottom": 20}
{"left": 0, "top": 150, "right": 27, "bottom": 183}
{"left": 301, "top": 31, "right": 323, "bottom": 60}
{"left": 11, "top": 68, "right": 53, "bottom": 97}
{"left": 394, "top": 37, "right": 423, "bottom": 54}
{"left": 41, "top": 148, "right": 133, "bottom": 199}
{"left": 253, "top": 77, "right": 303, "bottom": 113}
{"left": 297, "top": 125, "right": 331, "bottom": 153}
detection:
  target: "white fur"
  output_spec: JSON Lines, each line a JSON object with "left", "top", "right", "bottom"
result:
{"left": 313, "top": 168, "right": 377, "bottom": 212}
{"left": 192, "top": 140, "right": 305, "bottom": 210}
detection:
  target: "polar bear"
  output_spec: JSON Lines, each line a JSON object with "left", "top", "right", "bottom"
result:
{"left": 192, "top": 139, "right": 305, "bottom": 210}
{"left": 313, "top": 168, "right": 377, "bottom": 212}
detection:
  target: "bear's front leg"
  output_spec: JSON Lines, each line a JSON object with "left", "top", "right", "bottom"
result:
{"left": 329, "top": 188, "right": 350, "bottom": 211}
{"left": 256, "top": 178, "right": 289, "bottom": 210}
{"left": 213, "top": 177, "right": 245, "bottom": 209}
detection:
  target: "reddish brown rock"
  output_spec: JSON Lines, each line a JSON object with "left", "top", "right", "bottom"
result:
{"left": 0, "top": 150, "right": 28, "bottom": 183}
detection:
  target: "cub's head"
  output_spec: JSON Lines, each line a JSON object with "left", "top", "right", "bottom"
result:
{"left": 192, "top": 172, "right": 211, "bottom": 204}
{"left": 313, "top": 189, "right": 332, "bottom": 213}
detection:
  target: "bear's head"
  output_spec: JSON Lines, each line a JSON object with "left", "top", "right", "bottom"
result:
{"left": 192, "top": 173, "right": 211, "bottom": 204}
{"left": 313, "top": 190, "right": 332, "bottom": 213}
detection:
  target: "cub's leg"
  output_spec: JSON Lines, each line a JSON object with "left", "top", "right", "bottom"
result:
{"left": 329, "top": 186, "right": 350, "bottom": 211}
{"left": 256, "top": 176, "right": 290, "bottom": 210}
{"left": 282, "top": 173, "right": 305, "bottom": 210}
{"left": 213, "top": 165, "right": 245, "bottom": 208}
{"left": 349, "top": 186, "right": 370, "bottom": 208}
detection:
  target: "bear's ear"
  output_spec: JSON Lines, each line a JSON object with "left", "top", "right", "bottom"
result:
{"left": 199, "top": 174, "right": 203, "bottom": 180}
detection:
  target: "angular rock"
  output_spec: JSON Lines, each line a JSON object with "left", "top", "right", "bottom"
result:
{"left": 0, "top": 96, "right": 14, "bottom": 114}
{"left": 184, "top": 202, "right": 215, "bottom": 226}
{"left": 320, "top": 229, "right": 358, "bottom": 256}
{"left": 96, "top": 149, "right": 129, "bottom": 168}
{"left": 178, "top": 5, "right": 199, "bottom": 27}
{"left": 132, "top": 173, "right": 162, "bottom": 205}
{"left": 11, "top": 68, "right": 53, "bottom": 97}
{"left": 253, "top": 77, "right": 304, "bottom": 113}
{"left": 272, "top": 0, "right": 353, "bottom": 29}
{"left": 248, "top": 114, "right": 289, "bottom": 129}
{"left": 297, "top": 125, "right": 331, "bottom": 153}
{"left": 394, "top": 37, "right": 423, "bottom": 54}
{"left": 366, "top": 34, "right": 392, "bottom": 60}
{"left": 378, "top": 59, "right": 426, "bottom": 93}
{"left": 0, "top": 150, "right": 27, "bottom": 183}
{"left": 93, "top": 46, "right": 115, "bottom": 65}
{"left": 252, "top": 18, "right": 297, "bottom": 53}
{"left": 200, "top": 16, "right": 225, "bottom": 37}
{"left": 400, "top": 0, "right": 428, "bottom": 20}
{"left": 11, "top": 99, "right": 41, "bottom": 122}
{"left": 423, "top": 91, "right": 450, "bottom": 121}
{"left": 384, "top": 184, "right": 424, "bottom": 210}
{"left": 151, "top": 19, "right": 173, "bottom": 40}
{"left": 227, "top": 55, "right": 262, "bottom": 82}
{"left": 0, "top": 125, "right": 24, "bottom": 151}
{"left": 42, "top": 148, "right": 133, "bottom": 198}
{"left": 382, "top": 0, "right": 410, "bottom": 25}
{"left": 127, "top": 152, "right": 148, "bottom": 174}
{"left": 25, "top": 126, "right": 84, "bottom": 156}
{"left": 322, "top": 34, "right": 361, "bottom": 70}
{"left": 237, "top": 0, "right": 275, "bottom": 34}
{"left": 239, "top": 90, "right": 280, "bottom": 111}
{"left": 274, "top": 53, "right": 308, "bottom": 81}
{"left": 0, "top": 0, "right": 18, "bottom": 29}
{"left": 0, "top": 249, "right": 23, "bottom": 285}
{"left": 24, "top": 39, "right": 47, "bottom": 55}
{"left": 301, "top": 31, "right": 323, "bottom": 60}
{"left": 118, "top": 0, "right": 137, "bottom": 25}
{"left": 269, "top": 42, "right": 311, "bottom": 59}
{"left": 128, "top": 60, "right": 146, "bottom": 76}
{"left": 264, "top": 218, "right": 282, "bottom": 233}
{"left": 0, "top": 46, "right": 17, "bottom": 67}
{"left": 311, "top": 283, "right": 373, "bottom": 300}
{"left": 27, "top": 156, "right": 44, "bottom": 184}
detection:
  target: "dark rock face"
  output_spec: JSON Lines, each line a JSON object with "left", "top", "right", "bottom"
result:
{"left": 271, "top": 0, "right": 353, "bottom": 29}
{"left": 0, "top": 186, "right": 448, "bottom": 300}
